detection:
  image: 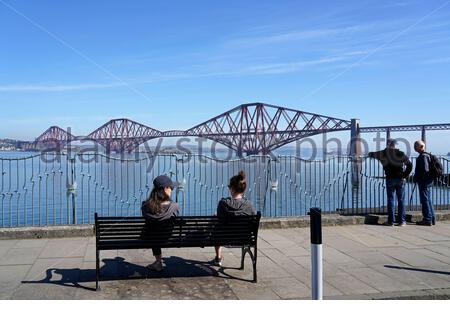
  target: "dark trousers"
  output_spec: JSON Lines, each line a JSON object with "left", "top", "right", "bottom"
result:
{"left": 418, "top": 180, "right": 435, "bottom": 224}
{"left": 386, "top": 178, "right": 406, "bottom": 224}
{"left": 142, "top": 219, "right": 173, "bottom": 257}
{"left": 152, "top": 248, "right": 162, "bottom": 256}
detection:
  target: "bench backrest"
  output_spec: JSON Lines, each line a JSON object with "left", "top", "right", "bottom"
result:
{"left": 95, "top": 212, "right": 261, "bottom": 250}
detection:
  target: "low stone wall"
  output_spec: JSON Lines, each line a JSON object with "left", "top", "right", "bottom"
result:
{"left": 1, "top": 211, "right": 449, "bottom": 240}
{"left": 259, "top": 215, "right": 366, "bottom": 229}
{"left": 0, "top": 225, "right": 94, "bottom": 240}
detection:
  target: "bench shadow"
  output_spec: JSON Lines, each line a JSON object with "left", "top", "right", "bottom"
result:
{"left": 21, "top": 256, "right": 252, "bottom": 291}
{"left": 163, "top": 256, "right": 254, "bottom": 283}
{"left": 384, "top": 265, "right": 450, "bottom": 276}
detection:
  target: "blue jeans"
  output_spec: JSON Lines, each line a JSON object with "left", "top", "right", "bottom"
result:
{"left": 418, "top": 180, "right": 435, "bottom": 224}
{"left": 386, "top": 178, "right": 406, "bottom": 224}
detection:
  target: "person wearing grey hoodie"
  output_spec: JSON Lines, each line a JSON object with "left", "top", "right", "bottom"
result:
{"left": 213, "top": 170, "right": 256, "bottom": 266}
{"left": 141, "top": 175, "right": 180, "bottom": 272}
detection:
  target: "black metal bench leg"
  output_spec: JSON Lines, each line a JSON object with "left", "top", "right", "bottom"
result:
{"left": 240, "top": 246, "right": 248, "bottom": 270}
{"left": 252, "top": 246, "right": 257, "bottom": 283}
{"left": 96, "top": 249, "right": 100, "bottom": 291}
{"left": 241, "top": 246, "right": 257, "bottom": 282}
{"left": 246, "top": 247, "right": 257, "bottom": 283}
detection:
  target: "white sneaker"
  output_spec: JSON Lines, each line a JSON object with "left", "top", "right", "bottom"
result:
{"left": 213, "top": 256, "right": 223, "bottom": 267}
{"left": 147, "top": 260, "right": 163, "bottom": 272}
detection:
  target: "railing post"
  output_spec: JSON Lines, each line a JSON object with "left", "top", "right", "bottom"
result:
{"left": 309, "top": 207, "right": 323, "bottom": 300}
{"left": 66, "top": 154, "right": 77, "bottom": 224}
{"left": 350, "top": 119, "right": 362, "bottom": 212}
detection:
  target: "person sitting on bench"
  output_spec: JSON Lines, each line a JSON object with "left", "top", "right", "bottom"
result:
{"left": 213, "top": 170, "right": 256, "bottom": 267}
{"left": 141, "top": 175, "right": 180, "bottom": 272}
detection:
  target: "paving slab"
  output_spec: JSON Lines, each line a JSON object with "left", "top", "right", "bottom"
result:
{"left": 0, "top": 240, "right": 18, "bottom": 249}
{"left": 381, "top": 247, "right": 450, "bottom": 268}
{"left": 372, "top": 263, "right": 433, "bottom": 289}
{"left": 11, "top": 282, "right": 77, "bottom": 299}
{"left": 40, "top": 238, "right": 89, "bottom": 259}
{"left": 411, "top": 248, "right": 450, "bottom": 265}
{"left": 256, "top": 256, "right": 292, "bottom": 279}
{"left": 0, "top": 247, "right": 43, "bottom": 266}
{"left": 348, "top": 267, "right": 415, "bottom": 292}
{"left": 0, "top": 265, "right": 31, "bottom": 299}
{"left": 325, "top": 235, "right": 374, "bottom": 253}
{"left": 343, "top": 250, "right": 399, "bottom": 266}
{"left": 0, "top": 247, "right": 9, "bottom": 258}
{"left": 263, "top": 277, "right": 310, "bottom": 299}
{"left": 323, "top": 247, "right": 367, "bottom": 268}
{"left": 224, "top": 279, "right": 281, "bottom": 300}
{"left": 12, "top": 239, "right": 48, "bottom": 249}
{"left": 326, "top": 270, "right": 380, "bottom": 295}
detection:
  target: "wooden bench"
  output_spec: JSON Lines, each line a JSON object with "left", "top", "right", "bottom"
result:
{"left": 94, "top": 212, "right": 261, "bottom": 290}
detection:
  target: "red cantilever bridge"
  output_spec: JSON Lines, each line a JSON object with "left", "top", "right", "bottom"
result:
{"left": 34, "top": 102, "right": 450, "bottom": 155}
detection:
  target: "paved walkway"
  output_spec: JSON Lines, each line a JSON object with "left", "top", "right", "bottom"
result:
{"left": 1, "top": 222, "right": 450, "bottom": 300}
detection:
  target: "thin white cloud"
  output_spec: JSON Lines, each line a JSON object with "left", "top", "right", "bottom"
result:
{"left": 240, "top": 56, "right": 348, "bottom": 75}
{"left": 421, "top": 57, "right": 450, "bottom": 64}
{"left": 225, "top": 25, "right": 372, "bottom": 48}
{"left": 0, "top": 54, "right": 365, "bottom": 93}
{"left": 378, "top": 0, "right": 420, "bottom": 9}
{"left": 0, "top": 83, "right": 122, "bottom": 92}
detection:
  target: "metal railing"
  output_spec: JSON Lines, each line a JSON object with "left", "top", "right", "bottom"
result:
{"left": 0, "top": 152, "right": 449, "bottom": 227}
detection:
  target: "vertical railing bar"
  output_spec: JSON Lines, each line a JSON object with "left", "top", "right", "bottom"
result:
{"left": 23, "top": 158, "right": 27, "bottom": 226}
{"left": 16, "top": 159, "right": 20, "bottom": 227}
{"left": 50, "top": 155, "right": 55, "bottom": 225}
{"left": 8, "top": 160, "right": 12, "bottom": 227}
{"left": 87, "top": 154, "right": 91, "bottom": 223}
{"left": 58, "top": 155, "right": 63, "bottom": 225}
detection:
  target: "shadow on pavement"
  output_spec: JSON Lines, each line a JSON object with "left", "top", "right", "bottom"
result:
{"left": 21, "top": 256, "right": 252, "bottom": 291}
{"left": 384, "top": 265, "right": 450, "bottom": 276}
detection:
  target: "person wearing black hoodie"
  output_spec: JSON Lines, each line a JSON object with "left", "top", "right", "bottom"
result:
{"left": 213, "top": 171, "right": 256, "bottom": 266}
{"left": 368, "top": 139, "right": 413, "bottom": 226}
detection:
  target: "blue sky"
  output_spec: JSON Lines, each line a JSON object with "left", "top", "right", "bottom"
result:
{"left": 1, "top": 0, "right": 450, "bottom": 151}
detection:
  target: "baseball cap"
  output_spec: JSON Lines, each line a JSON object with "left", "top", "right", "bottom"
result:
{"left": 153, "top": 175, "right": 179, "bottom": 189}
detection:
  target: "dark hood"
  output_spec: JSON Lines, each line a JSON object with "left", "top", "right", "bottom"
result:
{"left": 141, "top": 201, "right": 179, "bottom": 221}
{"left": 217, "top": 197, "right": 256, "bottom": 217}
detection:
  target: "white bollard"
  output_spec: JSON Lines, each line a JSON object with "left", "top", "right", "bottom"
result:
{"left": 310, "top": 207, "right": 323, "bottom": 300}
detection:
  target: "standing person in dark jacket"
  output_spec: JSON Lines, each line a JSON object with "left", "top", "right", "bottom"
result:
{"left": 368, "top": 139, "right": 413, "bottom": 226}
{"left": 141, "top": 175, "right": 180, "bottom": 271}
{"left": 414, "top": 140, "right": 436, "bottom": 226}
{"left": 213, "top": 170, "right": 256, "bottom": 267}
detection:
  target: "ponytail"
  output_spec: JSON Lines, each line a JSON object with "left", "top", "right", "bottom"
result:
{"left": 229, "top": 170, "right": 247, "bottom": 194}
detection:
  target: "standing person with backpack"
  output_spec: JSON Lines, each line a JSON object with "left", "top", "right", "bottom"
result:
{"left": 368, "top": 139, "right": 413, "bottom": 226}
{"left": 414, "top": 140, "right": 442, "bottom": 226}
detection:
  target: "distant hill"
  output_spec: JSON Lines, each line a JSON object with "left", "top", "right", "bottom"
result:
{"left": 0, "top": 139, "right": 35, "bottom": 151}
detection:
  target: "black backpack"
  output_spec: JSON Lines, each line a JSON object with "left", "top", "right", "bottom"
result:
{"left": 425, "top": 152, "right": 444, "bottom": 180}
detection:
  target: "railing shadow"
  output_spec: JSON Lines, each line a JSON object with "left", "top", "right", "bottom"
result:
{"left": 21, "top": 256, "right": 252, "bottom": 291}
{"left": 384, "top": 265, "right": 450, "bottom": 276}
